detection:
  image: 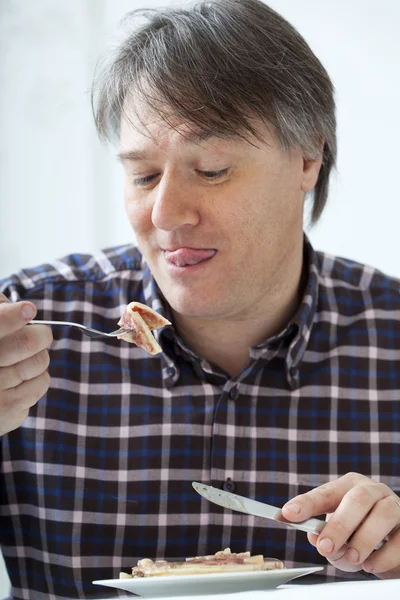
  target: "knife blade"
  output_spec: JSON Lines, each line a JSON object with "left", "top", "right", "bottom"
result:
{"left": 192, "top": 482, "right": 326, "bottom": 536}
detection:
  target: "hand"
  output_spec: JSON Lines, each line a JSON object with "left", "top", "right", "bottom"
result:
{"left": 0, "top": 293, "right": 52, "bottom": 436}
{"left": 282, "top": 472, "right": 400, "bottom": 578}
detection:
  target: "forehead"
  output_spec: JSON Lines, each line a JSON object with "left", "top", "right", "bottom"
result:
{"left": 119, "top": 94, "right": 274, "bottom": 155}
{"left": 121, "top": 104, "right": 233, "bottom": 151}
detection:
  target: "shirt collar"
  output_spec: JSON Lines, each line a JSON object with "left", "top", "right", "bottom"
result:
{"left": 140, "top": 235, "right": 320, "bottom": 390}
{"left": 283, "top": 235, "right": 320, "bottom": 389}
{"left": 241, "top": 235, "right": 319, "bottom": 389}
{"left": 141, "top": 258, "right": 179, "bottom": 387}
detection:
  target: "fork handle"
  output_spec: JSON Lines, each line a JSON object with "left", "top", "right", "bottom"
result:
{"left": 30, "top": 320, "right": 77, "bottom": 327}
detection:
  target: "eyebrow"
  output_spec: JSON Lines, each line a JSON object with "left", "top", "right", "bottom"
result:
{"left": 117, "top": 131, "right": 237, "bottom": 162}
{"left": 117, "top": 149, "right": 149, "bottom": 162}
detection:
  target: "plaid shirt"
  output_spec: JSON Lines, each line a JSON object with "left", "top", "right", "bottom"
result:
{"left": 0, "top": 237, "right": 399, "bottom": 600}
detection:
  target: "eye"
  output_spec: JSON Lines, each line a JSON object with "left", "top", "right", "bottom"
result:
{"left": 197, "top": 168, "right": 228, "bottom": 180}
{"left": 133, "top": 174, "right": 159, "bottom": 187}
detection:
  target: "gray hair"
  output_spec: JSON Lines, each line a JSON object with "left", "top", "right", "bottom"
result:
{"left": 92, "top": 0, "right": 336, "bottom": 223}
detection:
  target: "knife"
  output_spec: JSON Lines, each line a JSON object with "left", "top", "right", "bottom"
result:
{"left": 192, "top": 481, "right": 326, "bottom": 535}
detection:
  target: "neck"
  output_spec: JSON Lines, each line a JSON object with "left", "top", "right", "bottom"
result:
{"left": 172, "top": 240, "right": 306, "bottom": 377}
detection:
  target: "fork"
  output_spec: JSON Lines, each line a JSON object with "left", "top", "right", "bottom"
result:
{"left": 29, "top": 320, "right": 128, "bottom": 340}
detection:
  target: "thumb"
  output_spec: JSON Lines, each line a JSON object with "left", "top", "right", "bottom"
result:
{"left": 0, "top": 293, "right": 37, "bottom": 337}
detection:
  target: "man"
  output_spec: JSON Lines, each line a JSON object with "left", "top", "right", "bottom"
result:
{"left": 1, "top": 1, "right": 400, "bottom": 598}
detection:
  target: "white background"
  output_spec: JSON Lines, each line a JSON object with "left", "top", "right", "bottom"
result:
{"left": 0, "top": 0, "right": 399, "bottom": 597}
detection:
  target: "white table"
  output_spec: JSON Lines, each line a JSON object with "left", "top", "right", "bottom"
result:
{"left": 100, "top": 577, "right": 400, "bottom": 600}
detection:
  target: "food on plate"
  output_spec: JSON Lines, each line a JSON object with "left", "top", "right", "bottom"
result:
{"left": 117, "top": 301, "right": 171, "bottom": 355}
{"left": 119, "top": 548, "right": 285, "bottom": 578}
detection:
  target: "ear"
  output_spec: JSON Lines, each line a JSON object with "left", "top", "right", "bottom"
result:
{"left": 301, "top": 139, "right": 324, "bottom": 193}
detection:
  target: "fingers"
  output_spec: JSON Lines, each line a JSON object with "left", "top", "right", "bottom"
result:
{"left": 307, "top": 532, "right": 319, "bottom": 547}
{"left": 285, "top": 473, "right": 400, "bottom": 575}
{"left": 0, "top": 370, "right": 51, "bottom": 436}
{"left": 346, "top": 496, "right": 400, "bottom": 573}
{"left": 323, "top": 530, "right": 400, "bottom": 577}
{"left": 282, "top": 472, "right": 370, "bottom": 521}
{"left": 0, "top": 324, "right": 53, "bottom": 368}
{"left": 0, "top": 295, "right": 53, "bottom": 436}
{"left": 306, "top": 517, "right": 362, "bottom": 572}
{"left": 314, "top": 482, "right": 395, "bottom": 562}
{"left": 0, "top": 293, "right": 37, "bottom": 338}
{"left": 320, "top": 543, "right": 363, "bottom": 573}
{"left": 363, "top": 528, "right": 400, "bottom": 577}
{"left": 6, "top": 371, "right": 51, "bottom": 410}
{"left": 0, "top": 349, "right": 50, "bottom": 390}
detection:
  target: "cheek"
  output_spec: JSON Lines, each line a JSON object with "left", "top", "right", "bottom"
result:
{"left": 231, "top": 180, "right": 302, "bottom": 256}
{"left": 124, "top": 188, "right": 150, "bottom": 233}
{"left": 124, "top": 192, "right": 135, "bottom": 223}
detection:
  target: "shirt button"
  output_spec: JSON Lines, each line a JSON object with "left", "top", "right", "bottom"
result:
{"left": 166, "top": 367, "right": 176, "bottom": 377}
{"left": 222, "top": 478, "right": 235, "bottom": 493}
{"left": 228, "top": 386, "right": 239, "bottom": 400}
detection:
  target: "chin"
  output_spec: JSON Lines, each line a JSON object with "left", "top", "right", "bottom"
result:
{"left": 168, "top": 299, "right": 214, "bottom": 319}
{"left": 162, "top": 290, "right": 224, "bottom": 320}
{"left": 154, "top": 268, "right": 234, "bottom": 319}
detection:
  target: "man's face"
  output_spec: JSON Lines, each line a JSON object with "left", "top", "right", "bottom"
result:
{"left": 119, "top": 100, "right": 321, "bottom": 322}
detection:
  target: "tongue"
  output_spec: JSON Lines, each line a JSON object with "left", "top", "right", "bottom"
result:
{"left": 165, "top": 248, "right": 216, "bottom": 267}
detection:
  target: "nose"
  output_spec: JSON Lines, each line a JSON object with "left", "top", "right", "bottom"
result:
{"left": 151, "top": 172, "right": 200, "bottom": 232}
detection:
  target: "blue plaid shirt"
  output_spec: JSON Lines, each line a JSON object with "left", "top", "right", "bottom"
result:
{"left": 0, "top": 238, "right": 399, "bottom": 599}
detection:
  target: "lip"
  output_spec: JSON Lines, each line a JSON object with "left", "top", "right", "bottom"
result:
{"left": 162, "top": 247, "right": 217, "bottom": 270}
{"left": 162, "top": 246, "right": 216, "bottom": 252}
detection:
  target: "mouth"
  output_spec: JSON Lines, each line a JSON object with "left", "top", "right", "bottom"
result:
{"left": 164, "top": 247, "right": 217, "bottom": 268}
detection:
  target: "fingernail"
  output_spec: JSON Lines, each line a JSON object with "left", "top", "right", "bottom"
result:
{"left": 345, "top": 548, "right": 359, "bottom": 563}
{"left": 284, "top": 503, "right": 301, "bottom": 515}
{"left": 363, "top": 560, "right": 374, "bottom": 573}
{"left": 21, "top": 304, "right": 35, "bottom": 320}
{"left": 319, "top": 537, "right": 334, "bottom": 553}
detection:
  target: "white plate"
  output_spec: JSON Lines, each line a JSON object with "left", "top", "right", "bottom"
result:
{"left": 93, "top": 566, "right": 324, "bottom": 597}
